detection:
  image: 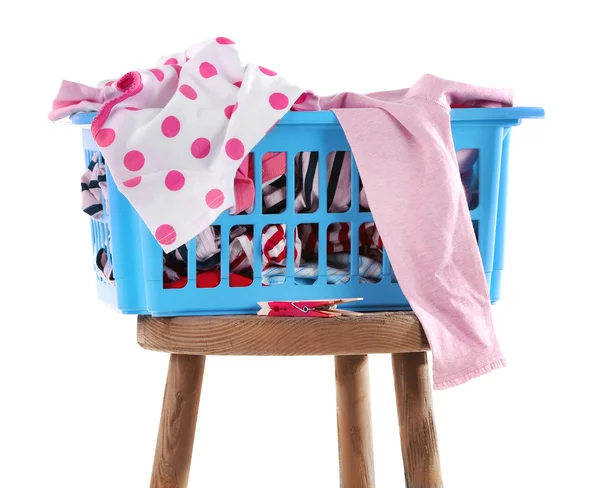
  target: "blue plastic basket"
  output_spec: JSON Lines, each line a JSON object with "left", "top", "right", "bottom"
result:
{"left": 72, "top": 107, "right": 543, "bottom": 316}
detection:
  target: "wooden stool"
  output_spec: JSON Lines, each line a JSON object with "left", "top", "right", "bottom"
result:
{"left": 137, "top": 311, "right": 443, "bottom": 488}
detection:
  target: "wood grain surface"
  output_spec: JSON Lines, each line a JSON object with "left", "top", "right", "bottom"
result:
{"left": 392, "top": 352, "right": 443, "bottom": 488}
{"left": 335, "top": 355, "right": 375, "bottom": 488}
{"left": 138, "top": 312, "right": 428, "bottom": 356}
{"left": 150, "top": 355, "right": 206, "bottom": 488}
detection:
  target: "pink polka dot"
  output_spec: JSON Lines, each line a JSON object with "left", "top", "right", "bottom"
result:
{"left": 216, "top": 37, "right": 235, "bottom": 45}
{"left": 233, "top": 81, "right": 242, "bottom": 88}
{"left": 123, "top": 176, "right": 142, "bottom": 188}
{"left": 225, "top": 138, "right": 245, "bottom": 160}
{"left": 295, "top": 92, "right": 307, "bottom": 104}
{"left": 191, "top": 138, "right": 211, "bottom": 159}
{"left": 171, "top": 64, "right": 182, "bottom": 76}
{"left": 185, "top": 57, "right": 190, "bottom": 62}
{"left": 123, "top": 150, "right": 145, "bottom": 171}
{"left": 165, "top": 170, "right": 185, "bottom": 191}
{"left": 104, "top": 81, "right": 113, "bottom": 87}
{"left": 224, "top": 102, "right": 238, "bottom": 119}
{"left": 149, "top": 69, "right": 164, "bottom": 82}
{"left": 96, "top": 128, "right": 115, "bottom": 147}
{"left": 269, "top": 93, "right": 289, "bottom": 110}
{"left": 179, "top": 84, "right": 197, "bottom": 100}
{"left": 164, "top": 57, "right": 178, "bottom": 65}
{"left": 161, "top": 116, "right": 181, "bottom": 138}
{"left": 125, "top": 106, "right": 141, "bottom": 111}
{"left": 199, "top": 62, "right": 218, "bottom": 78}
{"left": 205, "top": 189, "right": 225, "bottom": 209}
{"left": 155, "top": 224, "right": 177, "bottom": 246}
{"left": 259, "top": 66, "right": 277, "bottom": 76}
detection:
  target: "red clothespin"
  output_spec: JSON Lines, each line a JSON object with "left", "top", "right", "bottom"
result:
{"left": 257, "top": 298, "right": 363, "bottom": 318}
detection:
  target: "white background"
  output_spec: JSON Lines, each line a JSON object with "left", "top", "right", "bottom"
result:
{"left": 1, "top": 1, "right": 599, "bottom": 487}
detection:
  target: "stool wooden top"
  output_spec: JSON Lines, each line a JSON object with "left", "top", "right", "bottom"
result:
{"left": 137, "top": 312, "right": 428, "bottom": 356}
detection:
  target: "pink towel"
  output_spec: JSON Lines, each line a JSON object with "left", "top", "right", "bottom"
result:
{"left": 319, "top": 74, "right": 513, "bottom": 389}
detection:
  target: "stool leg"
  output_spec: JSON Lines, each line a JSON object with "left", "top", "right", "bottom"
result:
{"left": 150, "top": 354, "right": 206, "bottom": 488}
{"left": 392, "top": 352, "right": 443, "bottom": 488}
{"left": 335, "top": 355, "right": 375, "bottom": 488}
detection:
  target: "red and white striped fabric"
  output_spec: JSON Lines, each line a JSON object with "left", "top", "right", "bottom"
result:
{"left": 261, "top": 224, "right": 301, "bottom": 270}
{"left": 228, "top": 224, "right": 302, "bottom": 273}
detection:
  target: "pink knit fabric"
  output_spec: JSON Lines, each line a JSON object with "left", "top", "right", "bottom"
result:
{"left": 319, "top": 74, "right": 513, "bottom": 389}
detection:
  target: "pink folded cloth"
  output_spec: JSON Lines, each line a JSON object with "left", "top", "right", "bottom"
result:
{"left": 319, "top": 74, "right": 513, "bottom": 389}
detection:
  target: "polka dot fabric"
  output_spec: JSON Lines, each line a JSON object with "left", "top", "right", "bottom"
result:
{"left": 90, "top": 38, "right": 305, "bottom": 253}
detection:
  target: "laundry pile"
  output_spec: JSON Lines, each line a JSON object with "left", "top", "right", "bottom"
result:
{"left": 51, "top": 37, "right": 513, "bottom": 389}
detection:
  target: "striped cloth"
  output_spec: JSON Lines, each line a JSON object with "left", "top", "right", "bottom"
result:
{"left": 262, "top": 151, "right": 370, "bottom": 214}
{"left": 81, "top": 153, "right": 108, "bottom": 220}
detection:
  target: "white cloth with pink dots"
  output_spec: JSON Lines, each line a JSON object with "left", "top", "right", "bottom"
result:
{"left": 83, "top": 38, "right": 306, "bottom": 253}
